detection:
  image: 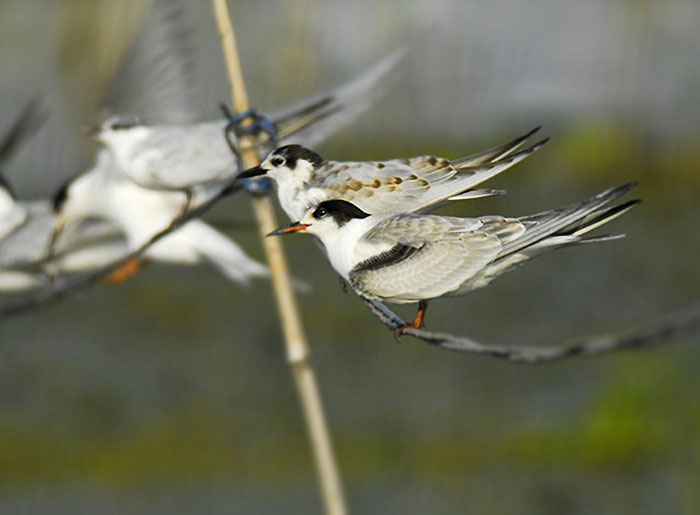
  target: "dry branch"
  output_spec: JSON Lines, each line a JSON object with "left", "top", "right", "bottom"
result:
{"left": 363, "top": 297, "right": 700, "bottom": 363}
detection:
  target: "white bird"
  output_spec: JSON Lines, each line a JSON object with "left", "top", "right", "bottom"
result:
{"left": 90, "top": 50, "right": 405, "bottom": 201}
{"left": 50, "top": 49, "right": 406, "bottom": 283}
{"left": 239, "top": 127, "right": 547, "bottom": 220}
{"left": 269, "top": 183, "right": 639, "bottom": 332}
{"left": 51, "top": 149, "right": 268, "bottom": 284}
{"left": 0, "top": 103, "right": 127, "bottom": 292}
{"left": 0, "top": 203, "right": 127, "bottom": 292}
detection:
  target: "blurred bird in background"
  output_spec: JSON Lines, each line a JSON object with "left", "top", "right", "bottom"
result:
{"left": 0, "top": 0, "right": 404, "bottom": 292}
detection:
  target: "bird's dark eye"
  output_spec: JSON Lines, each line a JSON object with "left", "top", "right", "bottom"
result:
{"left": 313, "top": 207, "right": 328, "bottom": 219}
{"left": 271, "top": 157, "right": 284, "bottom": 167}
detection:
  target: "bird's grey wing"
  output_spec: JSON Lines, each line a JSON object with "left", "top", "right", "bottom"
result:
{"left": 45, "top": 218, "right": 128, "bottom": 274}
{"left": 55, "top": 217, "right": 125, "bottom": 254}
{"left": 454, "top": 184, "right": 638, "bottom": 293}
{"left": 312, "top": 134, "right": 546, "bottom": 215}
{"left": 450, "top": 127, "right": 542, "bottom": 168}
{"left": 272, "top": 49, "right": 406, "bottom": 147}
{"left": 497, "top": 182, "right": 637, "bottom": 257}
{"left": 130, "top": 122, "right": 233, "bottom": 188}
{"left": 398, "top": 134, "right": 548, "bottom": 211}
{"left": 99, "top": 0, "right": 197, "bottom": 124}
{"left": 0, "top": 202, "right": 54, "bottom": 267}
{"left": 0, "top": 198, "right": 124, "bottom": 269}
{"left": 349, "top": 215, "right": 502, "bottom": 302}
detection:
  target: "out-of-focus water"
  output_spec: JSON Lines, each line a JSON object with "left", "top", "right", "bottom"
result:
{"left": 1, "top": 1, "right": 699, "bottom": 514}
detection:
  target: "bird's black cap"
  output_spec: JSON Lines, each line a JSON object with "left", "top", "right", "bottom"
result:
{"left": 271, "top": 145, "right": 324, "bottom": 169}
{"left": 313, "top": 199, "right": 370, "bottom": 226}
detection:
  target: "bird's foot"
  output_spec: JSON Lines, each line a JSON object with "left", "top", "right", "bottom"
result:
{"left": 101, "top": 257, "right": 144, "bottom": 284}
{"left": 393, "top": 301, "right": 428, "bottom": 338}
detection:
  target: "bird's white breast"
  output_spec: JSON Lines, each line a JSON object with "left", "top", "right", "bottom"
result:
{"left": 317, "top": 217, "right": 391, "bottom": 279}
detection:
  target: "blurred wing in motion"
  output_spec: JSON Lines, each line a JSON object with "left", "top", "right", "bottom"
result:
{"left": 0, "top": 97, "right": 48, "bottom": 173}
{"left": 272, "top": 49, "right": 407, "bottom": 147}
{"left": 99, "top": 0, "right": 198, "bottom": 124}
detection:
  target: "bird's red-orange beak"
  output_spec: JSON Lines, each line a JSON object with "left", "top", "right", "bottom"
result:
{"left": 80, "top": 124, "right": 100, "bottom": 137}
{"left": 267, "top": 222, "right": 310, "bottom": 236}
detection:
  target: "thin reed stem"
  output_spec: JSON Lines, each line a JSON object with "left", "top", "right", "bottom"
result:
{"left": 211, "top": 1, "right": 347, "bottom": 513}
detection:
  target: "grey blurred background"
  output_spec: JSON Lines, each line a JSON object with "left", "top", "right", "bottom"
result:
{"left": 0, "top": 0, "right": 699, "bottom": 514}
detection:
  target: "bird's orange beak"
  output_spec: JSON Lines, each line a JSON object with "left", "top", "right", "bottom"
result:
{"left": 80, "top": 124, "right": 100, "bottom": 137}
{"left": 267, "top": 222, "right": 310, "bottom": 236}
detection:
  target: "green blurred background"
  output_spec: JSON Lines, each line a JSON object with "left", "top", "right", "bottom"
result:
{"left": 0, "top": 0, "right": 699, "bottom": 513}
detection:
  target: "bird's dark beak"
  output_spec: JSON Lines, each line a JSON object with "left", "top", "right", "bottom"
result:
{"left": 267, "top": 222, "right": 310, "bottom": 236}
{"left": 47, "top": 218, "right": 66, "bottom": 257}
{"left": 238, "top": 165, "right": 268, "bottom": 179}
{"left": 80, "top": 124, "right": 100, "bottom": 137}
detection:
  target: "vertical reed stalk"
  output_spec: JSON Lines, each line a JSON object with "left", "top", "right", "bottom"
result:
{"left": 211, "top": 2, "right": 347, "bottom": 513}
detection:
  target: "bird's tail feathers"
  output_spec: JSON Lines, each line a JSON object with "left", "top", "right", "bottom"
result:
{"left": 187, "top": 220, "right": 268, "bottom": 284}
{"left": 439, "top": 135, "right": 548, "bottom": 207}
{"left": 451, "top": 126, "right": 544, "bottom": 169}
{"left": 448, "top": 188, "right": 506, "bottom": 201}
{"left": 499, "top": 182, "right": 637, "bottom": 257}
{"left": 457, "top": 183, "right": 638, "bottom": 293}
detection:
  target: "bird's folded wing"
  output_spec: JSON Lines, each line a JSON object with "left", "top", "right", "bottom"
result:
{"left": 349, "top": 215, "right": 502, "bottom": 301}
{"left": 312, "top": 130, "right": 546, "bottom": 214}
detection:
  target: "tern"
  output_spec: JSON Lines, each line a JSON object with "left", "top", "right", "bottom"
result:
{"left": 89, "top": 50, "right": 405, "bottom": 202}
{"left": 240, "top": 127, "right": 548, "bottom": 220}
{"left": 269, "top": 183, "right": 639, "bottom": 333}
{"left": 0, "top": 100, "right": 131, "bottom": 292}
{"left": 51, "top": 149, "right": 268, "bottom": 284}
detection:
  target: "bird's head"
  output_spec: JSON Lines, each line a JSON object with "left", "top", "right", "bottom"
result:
{"left": 267, "top": 199, "right": 370, "bottom": 238}
{"left": 82, "top": 114, "right": 147, "bottom": 146}
{"left": 239, "top": 144, "right": 324, "bottom": 183}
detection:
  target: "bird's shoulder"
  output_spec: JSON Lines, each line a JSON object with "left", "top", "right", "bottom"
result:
{"left": 361, "top": 213, "right": 483, "bottom": 247}
{"left": 317, "top": 154, "right": 455, "bottom": 185}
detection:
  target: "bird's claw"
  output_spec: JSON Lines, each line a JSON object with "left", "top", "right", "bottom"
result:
{"left": 393, "top": 321, "right": 423, "bottom": 340}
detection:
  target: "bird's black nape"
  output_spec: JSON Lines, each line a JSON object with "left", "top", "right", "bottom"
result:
{"left": 51, "top": 180, "right": 71, "bottom": 212}
{"left": 0, "top": 173, "right": 15, "bottom": 199}
{"left": 313, "top": 199, "right": 370, "bottom": 226}
{"left": 106, "top": 114, "right": 144, "bottom": 131}
{"left": 273, "top": 144, "right": 324, "bottom": 169}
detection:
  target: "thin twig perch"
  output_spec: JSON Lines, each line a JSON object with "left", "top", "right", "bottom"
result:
{"left": 211, "top": 1, "right": 347, "bottom": 514}
{"left": 364, "top": 297, "right": 700, "bottom": 363}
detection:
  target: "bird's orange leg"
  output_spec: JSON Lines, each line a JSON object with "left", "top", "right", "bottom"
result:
{"left": 101, "top": 257, "right": 147, "bottom": 284}
{"left": 395, "top": 301, "right": 428, "bottom": 336}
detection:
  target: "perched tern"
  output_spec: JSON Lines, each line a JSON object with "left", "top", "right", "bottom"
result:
{"left": 1, "top": 169, "right": 129, "bottom": 292}
{"left": 52, "top": 149, "right": 268, "bottom": 284}
{"left": 0, "top": 101, "right": 127, "bottom": 292}
{"left": 240, "top": 127, "right": 547, "bottom": 220}
{"left": 270, "top": 183, "right": 639, "bottom": 332}
{"left": 53, "top": 48, "right": 406, "bottom": 284}
{"left": 89, "top": 51, "right": 405, "bottom": 201}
